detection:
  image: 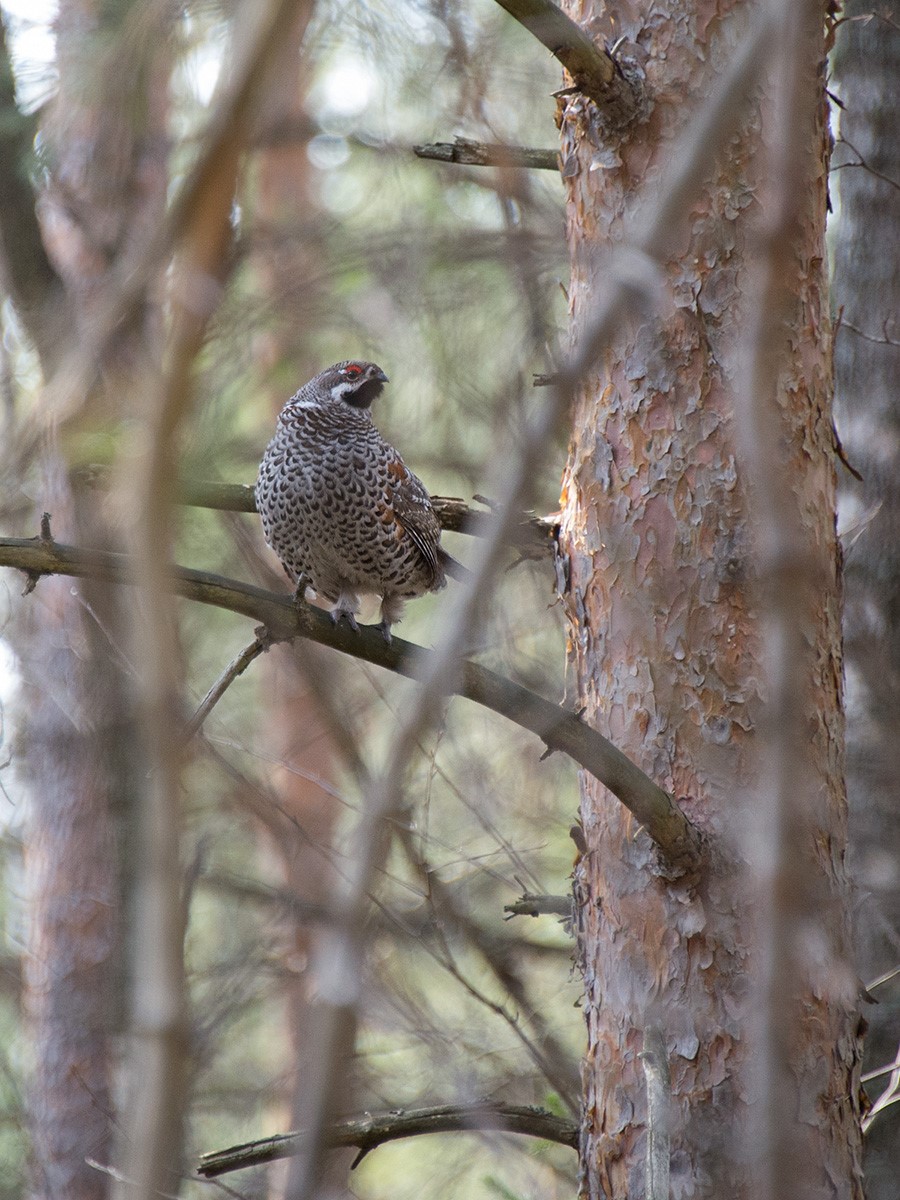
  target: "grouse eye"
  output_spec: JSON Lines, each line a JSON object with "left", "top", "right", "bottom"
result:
{"left": 343, "top": 365, "right": 363, "bottom": 379}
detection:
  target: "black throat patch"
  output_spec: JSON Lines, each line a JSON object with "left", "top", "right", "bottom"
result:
{"left": 344, "top": 377, "right": 385, "bottom": 409}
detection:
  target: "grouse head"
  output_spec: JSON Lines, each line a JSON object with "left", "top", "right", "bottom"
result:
{"left": 319, "top": 360, "right": 389, "bottom": 409}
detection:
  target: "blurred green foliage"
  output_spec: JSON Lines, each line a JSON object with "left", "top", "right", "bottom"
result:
{"left": 0, "top": 1, "right": 583, "bottom": 1196}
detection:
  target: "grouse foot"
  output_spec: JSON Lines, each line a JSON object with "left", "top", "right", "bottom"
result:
{"left": 329, "top": 607, "right": 360, "bottom": 633}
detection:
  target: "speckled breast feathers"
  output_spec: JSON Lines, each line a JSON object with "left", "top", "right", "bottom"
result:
{"left": 256, "top": 360, "right": 450, "bottom": 639}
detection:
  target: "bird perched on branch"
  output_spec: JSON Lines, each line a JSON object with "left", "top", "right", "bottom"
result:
{"left": 256, "top": 360, "right": 468, "bottom": 642}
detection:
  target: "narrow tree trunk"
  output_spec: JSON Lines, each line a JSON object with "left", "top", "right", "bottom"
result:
{"left": 558, "top": 2, "right": 863, "bottom": 1195}
{"left": 19, "top": 4, "right": 169, "bottom": 1196}
{"left": 21, "top": 535, "right": 121, "bottom": 1200}
{"left": 832, "top": 3, "right": 900, "bottom": 1194}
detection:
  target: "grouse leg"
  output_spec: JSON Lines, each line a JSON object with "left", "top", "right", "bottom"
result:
{"left": 329, "top": 587, "right": 361, "bottom": 633}
{"left": 291, "top": 573, "right": 311, "bottom": 606}
{"left": 377, "top": 594, "right": 407, "bottom": 644}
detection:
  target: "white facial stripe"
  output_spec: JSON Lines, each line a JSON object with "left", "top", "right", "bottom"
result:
{"left": 330, "top": 380, "right": 359, "bottom": 400}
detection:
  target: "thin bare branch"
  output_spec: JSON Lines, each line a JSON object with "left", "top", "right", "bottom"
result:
{"left": 866, "top": 964, "right": 900, "bottom": 992}
{"left": 393, "top": 826, "right": 580, "bottom": 1112}
{"left": 414, "top": 139, "right": 559, "bottom": 170}
{"left": 838, "top": 320, "right": 900, "bottom": 349}
{"left": 183, "top": 636, "right": 267, "bottom": 740}
{"left": 0, "top": 533, "right": 701, "bottom": 867}
{"left": 833, "top": 133, "right": 900, "bottom": 193}
{"left": 197, "top": 1101, "right": 578, "bottom": 1178}
{"left": 862, "top": 1039, "right": 900, "bottom": 1132}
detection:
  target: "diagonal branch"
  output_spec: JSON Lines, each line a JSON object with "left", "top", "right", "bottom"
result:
{"left": 0, "top": 533, "right": 703, "bottom": 869}
{"left": 491, "top": 0, "right": 615, "bottom": 98}
{"left": 183, "top": 634, "right": 267, "bottom": 740}
{"left": 488, "top": 0, "right": 646, "bottom": 130}
{"left": 196, "top": 1101, "right": 578, "bottom": 1178}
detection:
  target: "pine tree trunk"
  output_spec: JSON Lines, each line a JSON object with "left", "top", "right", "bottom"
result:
{"left": 558, "top": 2, "right": 864, "bottom": 1194}
{"left": 19, "top": 4, "right": 168, "bottom": 1196}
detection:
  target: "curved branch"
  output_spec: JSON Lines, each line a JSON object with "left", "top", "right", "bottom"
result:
{"left": 0, "top": 534, "right": 703, "bottom": 869}
{"left": 197, "top": 1101, "right": 578, "bottom": 1177}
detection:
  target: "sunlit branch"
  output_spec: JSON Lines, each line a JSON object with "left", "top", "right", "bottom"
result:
{"left": 196, "top": 1101, "right": 578, "bottom": 1178}
{"left": 861, "top": 1039, "right": 900, "bottom": 1133}
{"left": 114, "top": 7, "right": 317, "bottom": 1199}
{"left": 414, "top": 139, "right": 559, "bottom": 170}
{"left": 0, "top": 533, "right": 703, "bottom": 869}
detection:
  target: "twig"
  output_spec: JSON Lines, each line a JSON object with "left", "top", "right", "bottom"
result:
{"left": 183, "top": 636, "right": 268, "bottom": 740}
{"left": 866, "top": 964, "right": 900, "bottom": 993}
{"left": 503, "top": 893, "right": 573, "bottom": 920}
{"left": 86, "top": 1159, "right": 181, "bottom": 1200}
{"left": 831, "top": 11, "right": 900, "bottom": 34}
{"left": 0, "top": 533, "right": 702, "bottom": 869}
{"left": 196, "top": 1101, "right": 578, "bottom": 1177}
{"left": 862, "top": 1038, "right": 900, "bottom": 1132}
{"left": 639, "top": 1026, "right": 671, "bottom": 1200}
{"left": 414, "top": 139, "right": 559, "bottom": 171}
{"left": 838, "top": 321, "right": 900, "bottom": 349}
{"left": 393, "top": 827, "right": 580, "bottom": 1112}
{"left": 862, "top": 1054, "right": 900, "bottom": 1085}
{"left": 833, "top": 134, "right": 900, "bottom": 194}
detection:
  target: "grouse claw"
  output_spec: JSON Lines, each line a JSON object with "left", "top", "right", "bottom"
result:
{"left": 329, "top": 610, "right": 360, "bottom": 633}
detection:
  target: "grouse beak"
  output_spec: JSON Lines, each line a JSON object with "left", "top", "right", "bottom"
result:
{"left": 373, "top": 367, "right": 389, "bottom": 384}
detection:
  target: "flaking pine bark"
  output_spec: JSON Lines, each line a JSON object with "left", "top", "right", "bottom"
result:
{"left": 557, "top": 1, "right": 864, "bottom": 1197}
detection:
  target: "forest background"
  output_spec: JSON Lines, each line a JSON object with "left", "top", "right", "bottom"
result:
{"left": 0, "top": 1, "right": 896, "bottom": 1199}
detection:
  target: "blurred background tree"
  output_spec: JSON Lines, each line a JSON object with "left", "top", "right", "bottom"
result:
{"left": 831, "top": 1, "right": 900, "bottom": 1192}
